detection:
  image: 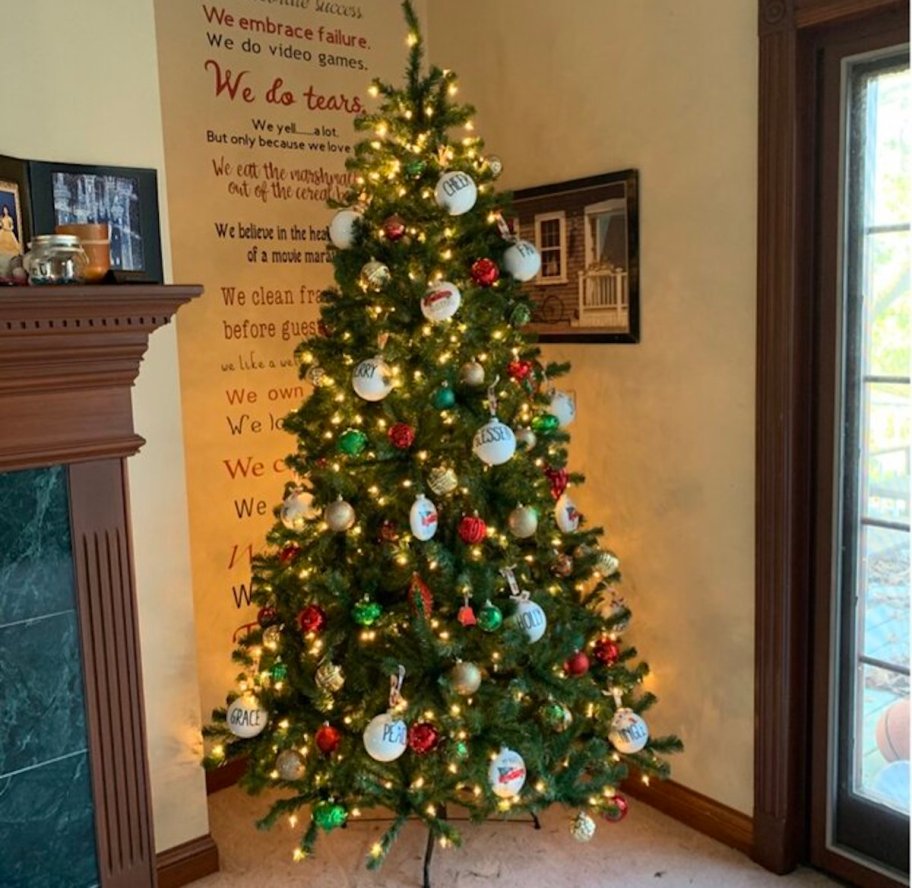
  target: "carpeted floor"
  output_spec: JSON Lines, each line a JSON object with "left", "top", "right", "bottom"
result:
{"left": 198, "top": 786, "right": 837, "bottom": 888}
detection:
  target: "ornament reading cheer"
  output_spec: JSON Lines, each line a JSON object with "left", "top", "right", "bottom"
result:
{"left": 352, "top": 356, "right": 393, "bottom": 401}
{"left": 435, "top": 170, "right": 477, "bottom": 215}
{"left": 472, "top": 419, "right": 516, "bottom": 466}
{"left": 421, "top": 281, "right": 461, "bottom": 322}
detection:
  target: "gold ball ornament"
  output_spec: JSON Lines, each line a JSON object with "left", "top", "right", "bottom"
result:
{"left": 325, "top": 497, "right": 356, "bottom": 532}
{"left": 508, "top": 504, "right": 539, "bottom": 539}
{"left": 315, "top": 662, "right": 345, "bottom": 693}
{"left": 275, "top": 749, "right": 306, "bottom": 781}
{"left": 449, "top": 661, "right": 482, "bottom": 696}
{"left": 428, "top": 465, "right": 458, "bottom": 496}
{"left": 460, "top": 360, "right": 486, "bottom": 387}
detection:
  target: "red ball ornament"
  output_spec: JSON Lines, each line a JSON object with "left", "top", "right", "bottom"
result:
{"left": 407, "top": 721, "right": 440, "bottom": 755}
{"left": 298, "top": 604, "right": 327, "bottom": 634}
{"left": 471, "top": 258, "right": 500, "bottom": 287}
{"left": 316, "top": 723, "right": 342, "bottom": 755}
{"left": 257, "top": 606, "right": 278, "bottom": 627}
{"left": 280, "top": 542, "right": 301, "bottom": 564}
{"left": 388, "top": 422, "right": 416, "bottom": 449}
{"left": 408, "top": 574, "right": 433, "bottom": 618}
{"left": 458, "top": 514, "right": 487, "bottom": 544}
{"left": 378, "top": 520, "right": 399, "bottom": 543}
{"left": 383, "top": 214, "right": 407, "bottom": 241}
{"left": 564, "top": 650, "right": 590, "bottom": 676}
{"left": 507, "top": 358, "right": 533, "bottom": 382}
{"left": 603, "top": 793, "right": 629, "bottom": 822}
{"left": 593, "top": 637, "right": 621, "bottom": 666}
{"left": 543, "top": 465, "right": 569, "bottom": 500}
{"left": 317, "top": 319, "right": 331, "bottom": 338}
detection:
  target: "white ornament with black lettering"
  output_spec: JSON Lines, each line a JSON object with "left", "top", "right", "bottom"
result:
{"left": 226, "top": 695, "right": 268, "bottom": 739}
{"left": 352, "top": 356, "right": 393, "bottom": 402}
{"left": 363, "top": 712, "right": 408, "bottom": 762}
{"left": 328, "top": 207, "right": 362, "bottom": 250}
{"left": 472, "top": 419, "right": 516, "bottom": 466}
{"left": 435, "top": 171, "right": 478, "bottom": 215}
{"left": 503, "top": 240, "right": 542, "bottom": 282}
{"left": 609, "top": 708, "right": 650, "bottom": 754}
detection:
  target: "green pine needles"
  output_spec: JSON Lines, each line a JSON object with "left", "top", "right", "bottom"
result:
{"left": 204, "top": 0, "right": 681, "bottom": 869}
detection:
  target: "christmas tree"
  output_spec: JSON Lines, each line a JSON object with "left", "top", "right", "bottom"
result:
{"left": 204, "top": 0, "right": 681, "bottom": 872}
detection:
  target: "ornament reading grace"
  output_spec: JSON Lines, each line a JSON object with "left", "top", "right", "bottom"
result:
{"left": 226, "top": 695, "right": 268, "bottom": 739}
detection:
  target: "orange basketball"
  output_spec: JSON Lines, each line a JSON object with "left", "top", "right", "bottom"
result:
{"left": 876, "top": 697, "right": 910, "bottom": 762}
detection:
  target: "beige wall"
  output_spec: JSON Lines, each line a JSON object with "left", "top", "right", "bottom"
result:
{"left": 1, "top": 0, "right": 208, "bottom": 851}
{"left": 428, "top": 0, "right": 758, "bottom": 813}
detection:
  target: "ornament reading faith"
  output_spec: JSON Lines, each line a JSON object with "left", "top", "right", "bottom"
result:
{"left": 421, "top": 280, "right": 461, "bottom": 322}
{"left": 435, "top": 170, "right": 477, "bottom": 215}
{"left": 472, "top": 418, "right": 516, "bottom": 466}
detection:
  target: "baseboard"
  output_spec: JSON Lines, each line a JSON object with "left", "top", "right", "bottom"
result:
{"left": 156, "top": 833, "right": 219, "bottom": 888}
{"left": 205, "top": 756, "right": 248, "bottom": 795}
{"left": 623, "top": 776, "right": 754, "bottom": 856}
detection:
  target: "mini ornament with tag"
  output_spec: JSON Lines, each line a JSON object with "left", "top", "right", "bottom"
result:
{"left": 408, "top": 573, "right": 433, "bottom": 618}
{"left": 405, "top": 157, "right": 427, "bottom": 178}
{"left": 378, "top": 520, "right": 399, "bottom": 543}
{"left": 609, "top": 708, "right": 650, "bottom": 754}
{"left": 360, "top": 260, "right": 391, "bottom": 291}
{"left": 555, "top": 492, "right": 581, "bottom": 533}
{"left": 471, "top": 257, "right": 500, "bottom": 287}
{"left": 571, "top": 811, "right": 596, "bottom": 842}
{"left": 540, "top": 701, "right": 572, "bottom": 733}
{"left": 363, "top": 668, "right": 408, "bottom": 762}
{"left": 279, "top": 542, "right": 301, "bottom": 564}
{"left": 409, "top": 493, "right": 438, "bottom": 541}
{"left": 275, "top": 749, "right": 306, "bottom": 780}
{"left": 226, "top": 695, "right": 268, "bottom": 738}
{"left": 507, "top": 358, "right": 534, "bottom": 382}
{"left": 486, "top": 155, "right": 503, "bottom": 177}
{"left": 428, "top": 465, "right": 458, "bottom": 496}
{"left": 509, "top": 302, "right": 532, "bottom": 328}
{"left": 603, "top": 793, "right": 629, "bottom": 822}
{"left": 325, "top": 497, "right": 356, "bottom": 532}
{"left": 511, "top": 591, "right": 547, "bottom": 643}
{"left": 421, "top": 281, "right": 461, "bottom": 322}
{"left": 352, "top": 599, "right": 382, "bottom": 626}
{"left": 551, "top": 552, "right": 574, "bottom": 577}
{"left": 315, "top": 723, "right": 342, "bottom": 755}
{"left": 457, "top": 593, "right": 477, "bottom": 626}
{"left": 382, "top": 214, "right": 406, "bottom": 241}
{"left": 609, "top": 595, "right": 630, "bottom": 632}
{"left": 531, "top": 413, "right": 560, "bottom": 433}
{"left": 548, "top": 389, "right": 576, "bottom": 427}
{"left": 270, "top": 662, "right": 287, "bottom": 681}
{"left": 298, "top": 604, "right": 327, "bottom": 634}
{"left": 306, "top": 364, "right": 326, "bottom": 387}
{"left": 435, "top": 170, "right": 477, "bottom": 215}
{"left": 388, "top": 422, "right": 415, "bottom": 449}
{"left": 281, "top": 488, "right": 318, "bottom": 530}
{"left": 544, "top": 465, "right": 569, "bottom": 500}
{"left": 328, "top": 207, "right": 362, "bottom": 249}
{"left": 508, "top": 504, "right": 539, "bottom": 539}
{"left": 337, "top": 428, "right": 368, "bottom": 456}
{"left": 450, "top": 660, "right": 482, "bottom": 695}
{"left": 432, "top": 382, "right": 456, "bottom": 409}
{"left": 503, "top": 240, "right": 542, "bottom": 282}
{"left": 352, "top": 355, "right": 393, "bottom": 402}
{"left": 458, "top": 514, "right": 487, "bottom": 544}
{"left": 514, "top": 427, "right": 537, "bottom": 450}
{"left": 315, "top": 661, "right": 345, "bottom": 693}
{"left": 460, "top": 360, "right": 485, "bottom": 387}
{"left": 488, "top": 746, "right": 526, "bottom": 798}
{"left": 478, "top": 600, "right": 503, "bottom": 632}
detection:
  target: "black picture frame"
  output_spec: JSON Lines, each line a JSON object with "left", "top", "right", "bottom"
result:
{"left": 512, "top": 169, "right": 640, "bottom": 343}
{"left": 28, "top": 161, "right": 163, "bottom": 284}
{"left": 0, "top": 154, "right": 32, "bottom": 283}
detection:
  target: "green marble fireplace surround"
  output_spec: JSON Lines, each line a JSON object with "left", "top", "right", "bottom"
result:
{"left": 0, "top": 465, "right": 99, "bottom": 888}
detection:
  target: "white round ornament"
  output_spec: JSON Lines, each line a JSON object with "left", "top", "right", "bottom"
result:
{"left": 328, "top": 208, "right": 361, "bottom": 250}
{"left": 435, "top": 170, "right": 477, "bottom": 215}
{"left": 275, "top": 749, "right": 306, "bottom": 781}
{"left": 512, "top": 594, "right": 547, "bottom": 643}
{"left": 363, "top": 712, "right": 407, "bottom": 762}
{"left": 421, "top": 281, "right": 461, "bottom": 322}
{"left": 409, "top": 493, "right": 438, "bottom": 541}
{"left": 488, "top": 746, "right": 526, "bottom": 798}
{"left": 548, "top": 390, "right": 576, "bottom": 427}
{"left": 281, "top": 488, "right": 318, "bottom": 529}
{"left": 352, "top": 356, "right": 393, "bottom": 402}
{"left": 226, "top": 695, "right": 268, "bottom": 739}
{"left": 609, "top": 708, "right": 649, "bottom": 754}
{"left": 555, "top": 493, "right": 581, "bottom": 533}
{"left": 503, "top": 240, "right": 541, "bottom": 282}
{"left": 325, "top": 497, "right": 356, "bottom": 532}
{"left": 472, "top": 419, "right": 516, "bottom": 466}
{"left": 508, "top": 504, "right": 538, "bottom": 539}
{"left": 571, "top": 811, "right": 596, "bottom": 842}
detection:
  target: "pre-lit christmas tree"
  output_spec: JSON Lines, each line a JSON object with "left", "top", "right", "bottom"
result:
{"left": 205, "top": 1, "right": 680, "bottom": 876}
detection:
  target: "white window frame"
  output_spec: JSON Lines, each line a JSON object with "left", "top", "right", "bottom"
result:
{"left": 534, "top": 211, "right": 567, "bottom": 284}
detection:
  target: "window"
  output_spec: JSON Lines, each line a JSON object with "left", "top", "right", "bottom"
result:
{"left": 533, "top": 211, "right": 566, "bottom": 283}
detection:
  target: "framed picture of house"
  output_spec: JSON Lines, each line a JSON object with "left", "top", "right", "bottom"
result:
{"left": 511, "top": 170, "right": 639, "bottom": 343}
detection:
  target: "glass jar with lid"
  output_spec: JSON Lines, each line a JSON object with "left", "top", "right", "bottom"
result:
{"left": 26, "top": 234, "right": 89, "bottom": 285}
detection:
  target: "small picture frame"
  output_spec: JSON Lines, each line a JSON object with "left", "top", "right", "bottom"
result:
{"left": 0, "top": 155, "right": 32, "bottom": 284}
{"left": 28, "top": 161, "right": 163, "bottom": 284}
{"left": 512, "top": 170, "right": 640, "bottom": 343}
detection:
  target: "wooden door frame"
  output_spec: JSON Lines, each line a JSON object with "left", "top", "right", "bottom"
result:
{"left": 754, "top": 0, "right": 908, "bottom": 877}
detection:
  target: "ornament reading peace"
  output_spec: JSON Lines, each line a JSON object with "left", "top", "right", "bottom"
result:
{"left": 363, "top": 712, "right": 408, "bottom": 762}
{"left": 472, "top": 419, "right": 516, "bottom": 466}
{"left": 352, "top": 356, "right": 393, "bottom": 401}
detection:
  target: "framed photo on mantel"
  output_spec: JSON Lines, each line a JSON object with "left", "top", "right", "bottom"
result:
{"left": 28, "top": 161, "right": 163, "bottom": 284}
{"left": 511, "top": 169, "right": 640, "bottom": 343}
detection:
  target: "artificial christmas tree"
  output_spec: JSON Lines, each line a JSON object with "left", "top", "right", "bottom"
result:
{"left": 204, "top": 2, "right": 681, "bottom": 880}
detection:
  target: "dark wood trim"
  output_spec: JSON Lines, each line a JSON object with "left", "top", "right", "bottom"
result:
{"left": 0, "top": 285, "right": 202, "bottom": 470}
{"left": 796, "top": 0, "right": 900, "bottom": 27}
{"left": 206, "top": 756, "right": 249, "bottom": 795}
{"left": 624, "top": 778, "right": 754, "bottom": 856}
{"left": 156, "top": 834, "right": 219, "bottom": 888}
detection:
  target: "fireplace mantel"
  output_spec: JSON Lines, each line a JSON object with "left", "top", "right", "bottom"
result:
{"left": 0, "top": 284, "right": 202, "bottom": 888}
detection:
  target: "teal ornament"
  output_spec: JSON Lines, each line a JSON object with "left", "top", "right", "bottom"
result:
{"left": 509, "top": 303, "right": 532, "bottom": 328}
{"left": 405, "top": 158, "right": 427, "bottom": 178}
{"left": 270, "top": 662, "right": 288, "bottom": 681}
{"left": 432, "top": 383, "right": 456, "bottom": 409}
{"left": 531, "top": 413, "right": 560, "bottom": 433}
{"left": 353, "top": 600, "right": 382, "bottom": 626}
{"left": 477, "top": 600, "right": 503, "bottom": 632}
{"left": 313, "top": 801, "right": 348, "bottom": 831}
{"left": 338, "top": 428, "right": 368, "bottom": 456}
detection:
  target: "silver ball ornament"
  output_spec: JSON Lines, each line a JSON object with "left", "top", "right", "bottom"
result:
{"left": 449, "top": 661, "right": 482, "bottom": 696}
{"left": 275, "top": 749, "right": 306, "bottom": 781}
{"left": 571, "top": 811, "right": 597, "bottom": 842}
{"left": 460, "top": 360, "right": 485, "bottom": 387}
{"left": 508, "top": 504, "right": 539, "bottom": 539}
{"left": 514, "top": 427, "right": 537, "bottom": 450}
{"left": 325, "top": 497, "right": 356, "bottom": 532}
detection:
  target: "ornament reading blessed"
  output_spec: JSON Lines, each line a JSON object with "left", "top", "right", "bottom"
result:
{"left": 472, "top": 418, "right": 516, "bottom": 466}
{"left": 421, "top": 281, "right": 461, "bottom": 322}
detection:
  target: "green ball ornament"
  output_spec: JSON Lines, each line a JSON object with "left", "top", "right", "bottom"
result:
{"left": 313, "top": 801, "right": 348, "bottom": 831}
{"left": 454, "top": 740, "right": 469, "bottom": 759}
{"left": 337, "top": 428, "right": 368, "bottom": 456}
{"left": 432, "top": 383, "right": 456, "bottom": 409}
{"left": 352, "top": 600, "right": 382, "bottom": 626}
{"left": 270, "top": 662, "right": 288, "bottom": 681}
{"left": 405, "top": 158, "right": 427, "bottom": 178}
{"left": 509, "top": 303, "right": 532, "bottom": 328}
{"left": 540, "top": 701, "right": 573, "bottom": 732}
{"left": 477, "top": 600, "right": 503, "bottom": 632}
{"left": 531, "top": 413, "right": 560, "bottom": 433}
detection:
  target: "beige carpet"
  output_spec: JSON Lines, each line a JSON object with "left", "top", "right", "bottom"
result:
{"left": 198, "top": 786, "right": 837, "bottom": 888}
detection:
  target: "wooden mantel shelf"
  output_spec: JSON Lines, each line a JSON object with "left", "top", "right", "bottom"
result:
{"left": 0, "top": 284, "right": 201, "bottom": 471}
